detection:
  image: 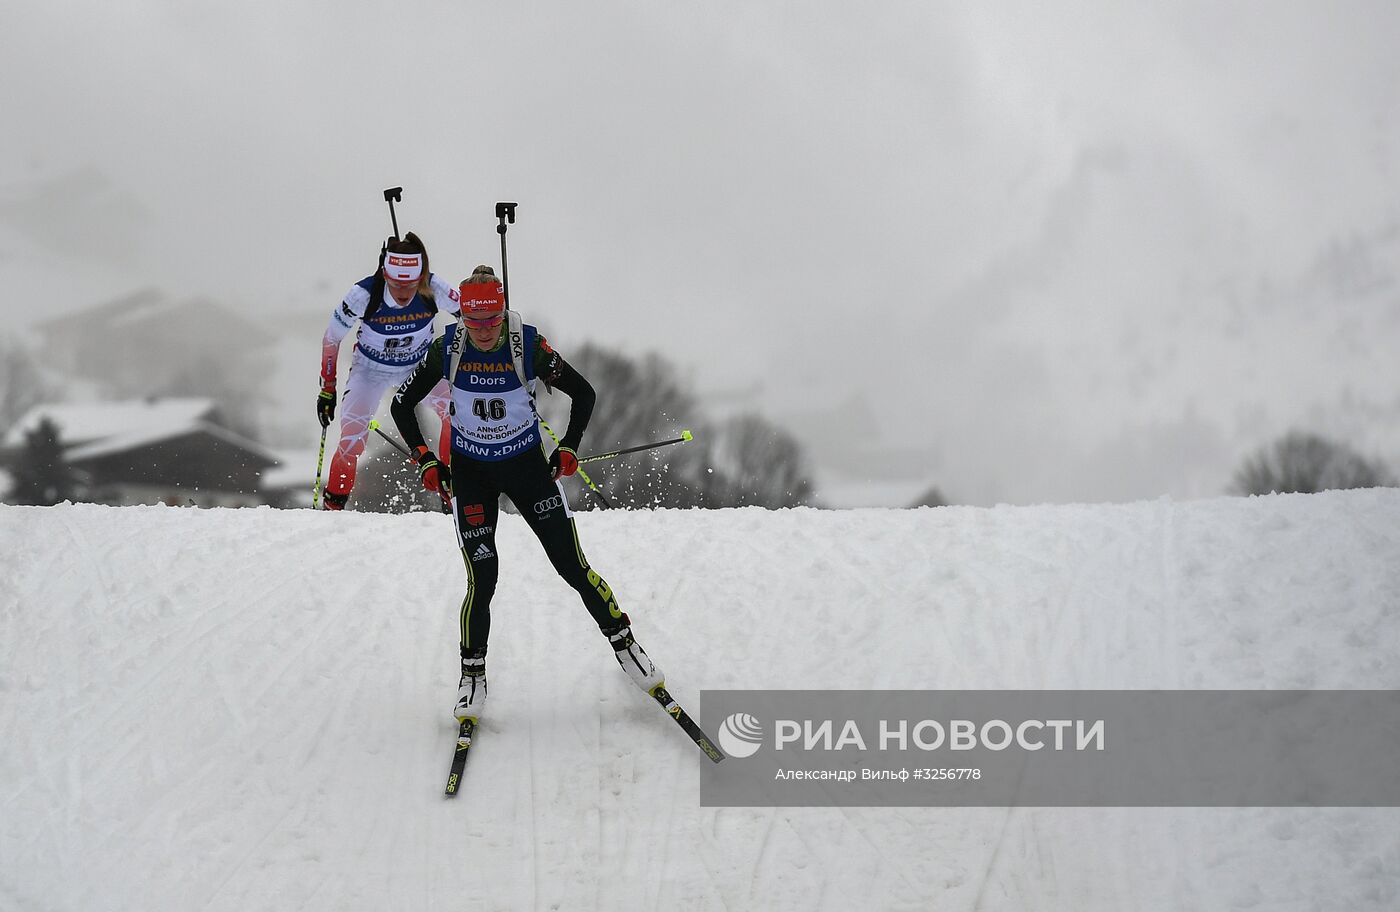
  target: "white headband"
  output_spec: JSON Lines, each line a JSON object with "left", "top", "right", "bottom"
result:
{"left": 383, "top": 251, "right": 423, "bottom": 282}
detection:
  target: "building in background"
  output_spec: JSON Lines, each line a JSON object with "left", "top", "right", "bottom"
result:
{"left": 2, "top": 398, "right": 279, "bottom": 507}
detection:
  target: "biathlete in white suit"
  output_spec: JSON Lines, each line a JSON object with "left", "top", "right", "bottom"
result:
{"left": 389, "top": 265, "right": 664, "bottom": 724}
{"left": 316, "top": 232, "right": 461, "bottom": 510}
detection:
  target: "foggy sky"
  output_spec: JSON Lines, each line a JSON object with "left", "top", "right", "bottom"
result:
{"left": 3, "top": 1, "right": 1399, "bottom": 506}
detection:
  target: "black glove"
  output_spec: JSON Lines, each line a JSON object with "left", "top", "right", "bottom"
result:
{"left": 548, "top": 446, "right": 578, "bottom": 481}
{"left": 316, "top": 388, "right": 336, "bottom": 428}
{"left": 415, "top": 446, "right": 453, "bottom": 499}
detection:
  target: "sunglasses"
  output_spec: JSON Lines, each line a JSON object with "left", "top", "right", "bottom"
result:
{"left": 463, "top": 314, "right": 504, "bottom": 329}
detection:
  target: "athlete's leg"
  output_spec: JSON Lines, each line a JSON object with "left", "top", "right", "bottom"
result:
{"left": 325, "top": 358, "right": 394, "bottom": 505}
{"left": 452, "top": 462, "right": 502, "bottom": 656}
{"left": 505, "top": 449, "right": 665, "bottom": 692}
{"left": 504, "top": 450, "right": 624, "bottom": 631}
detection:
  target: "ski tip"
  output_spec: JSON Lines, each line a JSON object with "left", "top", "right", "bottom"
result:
{"left": 681, "top": 429, "right": 693, "bottom": 441}
{"left": 368, "top": 419, "right": 380, "bottom": 430}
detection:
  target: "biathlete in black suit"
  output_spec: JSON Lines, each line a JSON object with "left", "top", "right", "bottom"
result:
{"left": 390, "top": 266, "right": 663, "bottom": 723}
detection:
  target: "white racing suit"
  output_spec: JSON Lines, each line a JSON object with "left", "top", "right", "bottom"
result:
{"left": 320, "top": 273, "right": 461, "bottom": 501}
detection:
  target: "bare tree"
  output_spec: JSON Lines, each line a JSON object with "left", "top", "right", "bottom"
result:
{"left": 539, "top": 343, "right": 715, "bottom": 508}
{"left": 1231, "top": 430, "right": 1396, "bottom": 495}
{"left": 708, "top": 413, "right": 814, "bottom": 508}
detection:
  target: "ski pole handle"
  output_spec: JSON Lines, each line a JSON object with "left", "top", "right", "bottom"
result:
{"left": 384, "top": 187, "right": 403, "bottom": 240}
{"left": 496, "top": 201, "right": 517, "bottom": 309}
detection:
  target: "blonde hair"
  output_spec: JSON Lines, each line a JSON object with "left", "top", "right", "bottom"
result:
{"left": 462, "top": 264, "right": 500, "bottom": 285}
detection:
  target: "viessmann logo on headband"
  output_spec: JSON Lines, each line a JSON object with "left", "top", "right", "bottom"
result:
{"left": 384, "top": 253, "right": 423, "bottom": 282}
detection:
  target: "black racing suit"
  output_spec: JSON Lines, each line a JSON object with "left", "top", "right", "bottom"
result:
{"left": 390, "top": 329, "right": 625, "bottom": 657}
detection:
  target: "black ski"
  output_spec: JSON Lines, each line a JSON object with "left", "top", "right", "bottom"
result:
{"left": 444, "top": 718, "right": 477, "bottom": 796}
{"left": 651, "top": 685, "right": 724, "bottom": 763}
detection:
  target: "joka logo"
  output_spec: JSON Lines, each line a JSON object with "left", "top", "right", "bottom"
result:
{"left": 464, "top": 504, "right": 485, "bottom": 526}
{"left": 718, "top": 713, "right": 764, "bottom": 759}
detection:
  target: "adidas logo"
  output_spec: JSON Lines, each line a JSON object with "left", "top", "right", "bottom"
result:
{"left": 471, "top": 543, "right": 495, "bottom": 562}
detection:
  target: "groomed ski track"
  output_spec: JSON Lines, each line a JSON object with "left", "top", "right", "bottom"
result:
{"left": 2, "top": 491, "right": 1399, "bottom": 910}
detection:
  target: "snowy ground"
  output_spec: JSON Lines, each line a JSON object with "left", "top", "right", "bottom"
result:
{"left": 2, "top": 491, "right": 1399, "bottom": 911}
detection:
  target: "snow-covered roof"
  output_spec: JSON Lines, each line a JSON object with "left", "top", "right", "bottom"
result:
{"left": 6, "top": 399, "right": 218, "bottom": 449}
{"left": 67, "top": 420, "right": 278, "bottom": 465}
{"left": 4, "top": 398, "right": 278, "bottom": 466}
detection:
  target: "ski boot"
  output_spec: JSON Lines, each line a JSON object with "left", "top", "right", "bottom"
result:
{"left": 454, "top": 647, "right": 487, "bottom": 723}
{"left": 603, "top": 616, "right": 664, "bottom": 695}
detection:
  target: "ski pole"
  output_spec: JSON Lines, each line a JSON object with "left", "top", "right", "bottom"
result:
{"left": 541, "top": 420, "right": 614, "bottom": 509}
{"left": 579, "top": 430, "right": 693, "bottom": 465}
{"left": 368, "top": 420, "right": 450, "bottom": 514}
{"left": 368, "top": 419, "right": 412, "bottom": 458}
{"left": 384, "top": 187, "right": 403, "bottom": 241}
{"left": 312, "top": 425, "right": 328, "bottom": 509}
{"left": 495, "top": 202, "right": 517, "bottom": 309}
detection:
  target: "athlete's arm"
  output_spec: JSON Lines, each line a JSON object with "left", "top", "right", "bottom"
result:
{"left": 319, "top": 284, "right": 370, "bottom": 387}
{"left": 391, "top": 334, "right": 447, "bottom": 452}
{"left": 536, "top": 338, "right": 595, "bottom": 453}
